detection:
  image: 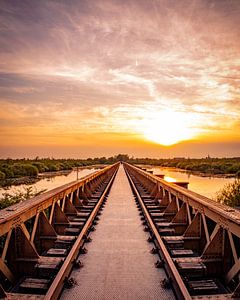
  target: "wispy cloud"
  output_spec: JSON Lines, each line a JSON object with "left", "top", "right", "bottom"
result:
{"left": 0, "top": 0, "right": 239, "bottom": 157}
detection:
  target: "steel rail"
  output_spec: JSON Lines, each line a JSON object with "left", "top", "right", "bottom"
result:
{"left": 44, "top": 165, "right": 119, "bottom": 300}
{"left": 124, "top": 166, "right": 192, "bottom": 300}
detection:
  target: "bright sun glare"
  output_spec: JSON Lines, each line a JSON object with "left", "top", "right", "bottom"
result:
{"left": 140, "top": 110, "right": 195, "bottom": 146}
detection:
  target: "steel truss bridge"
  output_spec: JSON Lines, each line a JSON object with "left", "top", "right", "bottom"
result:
{"left": 0, "top": 163, "right": 240, "bottom": 299}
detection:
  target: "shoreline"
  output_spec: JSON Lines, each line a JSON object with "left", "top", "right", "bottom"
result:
{"left": 162, "top": 167, "right": 235, "bottom": 179}
{"left": 0, "top": 165, "right": 105, "bottom": 188}
{"left": 0, "top": 169, "right": 72, "bottom": 188}
{"left": 138, "top": 165, "right": 237, "bottom": 179}
{"left": 0, "top": 164, "right": 236, "bottom": 189}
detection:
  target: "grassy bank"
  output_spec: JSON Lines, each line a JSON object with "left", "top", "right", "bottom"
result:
{"left": 216, "top": 179, "right": 240, "bottom": 207}
{"left": 0, "top": 155, "right": 128, "bottom": 183}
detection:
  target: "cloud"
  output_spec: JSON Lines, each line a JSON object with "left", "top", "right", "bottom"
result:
{"left": 0, "top": 0, "right": 239, "bottom": 157}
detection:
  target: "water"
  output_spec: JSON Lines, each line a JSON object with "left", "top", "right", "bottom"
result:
{"left": 145, "top": 166, "right": 235, "bottom": 199}
{"left": 0, "top": 166, "right": 235, "bottom": 201}
{"left": 0, "top": 168, "right": 99, "bottom": 199}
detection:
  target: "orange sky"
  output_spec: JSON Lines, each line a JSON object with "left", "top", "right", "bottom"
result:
{"left": 0, "top": 0, "right": 239, "bottom": 158}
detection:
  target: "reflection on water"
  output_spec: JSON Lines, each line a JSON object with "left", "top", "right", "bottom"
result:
{"left": 147, "top": 167, "right": 235, "bottom": 199}
{"left": 0, "top": 166, "right": 235, "bottom": 201}
{"left": 0, "top": 168, "right": 98, "bottom": 199}
{"left": 163, "top": 176, "right": 176, "bottom": 183}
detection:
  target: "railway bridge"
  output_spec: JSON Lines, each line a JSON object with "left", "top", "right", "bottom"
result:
{"left": 0, "top": 163, "right": 240, "bottom": 299}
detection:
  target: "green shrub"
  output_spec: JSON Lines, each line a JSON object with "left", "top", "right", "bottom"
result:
{"left": 57, "top": 163, "right": 65, "bottom": 170}
{"left": 45, "top": 163, "right": 59, "bottom": 172}
{"left": 32, "top": 162, "right": 47, "bottom": 173}
{"left": 61, "top": 162, "right": 73, "bottom": 170}
{"left": 216, "top": 179, "right": 240, "bottom": 207}
{"left": 0, "top": 165, "right": 14, "bottom": 178}
{"left": 12, "top": 164, "right": 38, "bottom": 177}
{"left": 0, "top": 171, "right": 5, "bottom": 180}
{"left": 226, "top": 163, "right": 240, "bottom": 174}
{"left": 0, "top": 187, "right": 46, "bottom": 209}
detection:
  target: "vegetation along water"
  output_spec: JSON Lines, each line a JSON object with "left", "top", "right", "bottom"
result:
{"left": 0, "top": 155, "right": 239, "bottom": 209}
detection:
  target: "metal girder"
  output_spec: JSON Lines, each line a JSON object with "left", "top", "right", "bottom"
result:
{"left": 0, "top": 163, "right": 119, "bottom": 298}
{"left": 125, "top": 163, "right": 240, "bottom": 238}
{"left": 124, "top": 162, "right": 240, "bottom": 298}
{"left": 44, "top": 165, "right": 119, "bottom": 300}
{"left": 0, "top": 165, "right": 116, "bottom": 237}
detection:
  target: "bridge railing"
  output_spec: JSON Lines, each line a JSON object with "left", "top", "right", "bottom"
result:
{"left": 124, "top": 162, "right": 240, "bottom": 297}
{"left": 0, "top": 163, "right": 118, "bottom": 293}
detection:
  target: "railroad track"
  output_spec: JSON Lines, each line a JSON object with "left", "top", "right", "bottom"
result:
{"left": 0, "top": 163, "right": 119, "bottom": 299}
{"left": 124, "top": 162, "right": 240, "bottom": 299}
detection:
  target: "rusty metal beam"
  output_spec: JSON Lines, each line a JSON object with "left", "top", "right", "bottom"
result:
{"left": 124, "top": 163, "right": 240, "bottom": 239}
{"left": 0, "top": 258, "right": 14, "bottom": 283}
{"left": 124, "top": 162, "right": 240, "bottom": 298}
{"left": 0, "top": 165, "right": 117, "bottom": 237}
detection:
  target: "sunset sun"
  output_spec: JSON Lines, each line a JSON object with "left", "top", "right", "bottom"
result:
{"left": 140, "top": 110, "right": 195, "bottom": 146}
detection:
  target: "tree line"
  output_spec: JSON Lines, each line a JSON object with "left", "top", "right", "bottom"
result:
{"left": 0, "top": 155, "right": 239, "bottom": 181}
{"left": 0, "top": 155, "right": 239, "bottom": 208}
